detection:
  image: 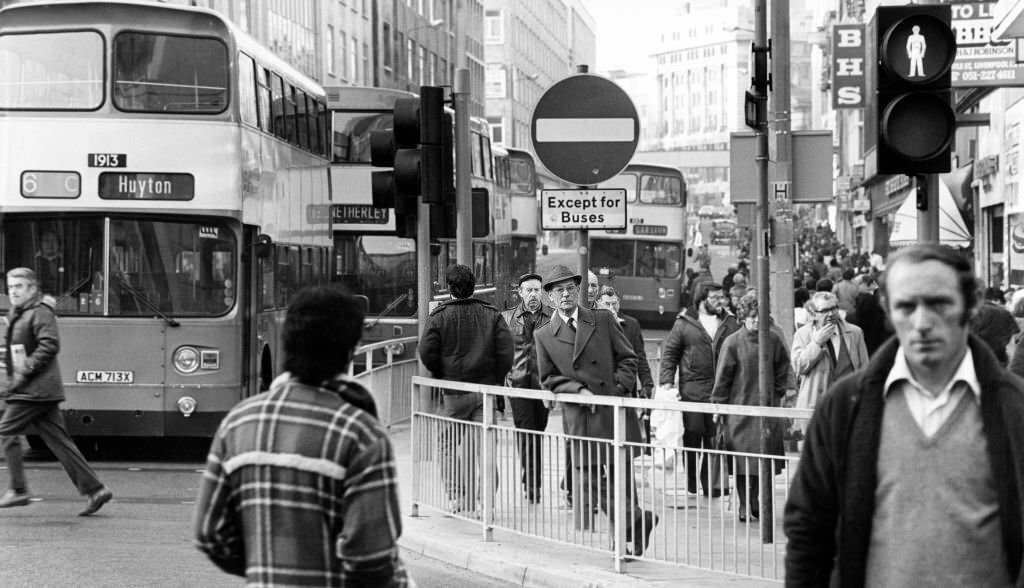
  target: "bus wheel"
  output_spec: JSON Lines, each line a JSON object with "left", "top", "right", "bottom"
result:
{"left": 260, "top": 349, "right": 273, "bottom": 392}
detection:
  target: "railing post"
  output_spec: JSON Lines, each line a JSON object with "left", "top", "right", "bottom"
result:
{"left": 481, "top": 391, "right": 495, "bottom": 541}
{"left": 613, "top": 401, "right": 626, "bottom": 572}
{"left": 410, "top": 379, "right": 420, "bottom": 517}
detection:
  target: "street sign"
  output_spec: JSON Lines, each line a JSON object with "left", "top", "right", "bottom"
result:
{"left": 540, "top": 188, "right": 627, "bottom": 230}
{"left": 729, "top": 131, "right": 833, "bottom": 203}
{"left": 531, "top": 74, "right": 639, "bottom": 186}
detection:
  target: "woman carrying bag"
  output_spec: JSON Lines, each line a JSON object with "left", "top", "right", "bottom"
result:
{"left": 711, "top": 293, "right": 793, "bottom": 522}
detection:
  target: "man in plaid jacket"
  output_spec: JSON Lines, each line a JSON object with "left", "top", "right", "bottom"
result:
{"left": 194, "top": 287, "right": 409, "bottom": 587}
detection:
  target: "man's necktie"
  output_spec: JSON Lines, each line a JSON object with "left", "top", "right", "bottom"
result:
{"left": 567, "top": 317, "right": 576, "bottom": 332}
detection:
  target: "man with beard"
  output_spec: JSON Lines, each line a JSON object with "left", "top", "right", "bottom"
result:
{"left": 501, "top": 273, "right": 553, "bottom": 503}
{"left": 660, "top": 282, "right": 740, "bottom": 496}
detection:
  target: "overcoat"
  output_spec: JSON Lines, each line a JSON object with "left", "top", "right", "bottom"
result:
{"left": 791, "top": 319, "right": 868, "bottom": 412}
{"left": 711, "top": 326, "right": 791, "bottom": 475}
{"left": 534, "top": 307, "right": 638, "bottom": 463}
{"left": 3, "top": 294, "right": 64, "bottom": 402}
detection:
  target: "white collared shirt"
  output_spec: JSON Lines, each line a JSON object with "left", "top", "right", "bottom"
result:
{"left": 558, "top": 307, "right": 580, "bottom": 329}
{"left": 883, "top": 347, "right": 981, "bottom": 438}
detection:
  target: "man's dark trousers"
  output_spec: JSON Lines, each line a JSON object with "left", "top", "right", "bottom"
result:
{"left": 510, "top": 397, "right": 548, "bottom": 500}
{"left": 0, "top": 401, "right": 103, "bottom": 495}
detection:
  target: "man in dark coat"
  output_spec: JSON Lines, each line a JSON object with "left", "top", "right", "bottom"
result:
{"left": 785, "top": 244, "right": 1024, "bottom": 587}
{"left": 0, "top": 267, "right": 113, "bottom": 515}
{"left": 596, "top": 285, "right": 654, "bottom": 442}
{"left": 535, "top": 265, "right": 657, "bottom": 555}
{"left": 659, "top": 281, "right": 740, "bottom": 496}
{"left": 970, "top": 286, "right": 1018, "bottom": 366}
{"left": 500, "top": 272, "right": 553, "bottom": 503}
{"left": 419, "top": 264, "right": 513, "bottom": 513}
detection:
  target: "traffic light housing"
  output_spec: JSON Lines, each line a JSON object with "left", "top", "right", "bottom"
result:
{"left": 369, "top": 86, "right": 452, "bottom": 238}
{"left": 868, "top": 5, "right": 956, "bottom": 175}
{"left": 430, "top": 188, "right": 490, "bottom": 240}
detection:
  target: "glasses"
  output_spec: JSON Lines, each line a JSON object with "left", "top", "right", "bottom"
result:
{"left": 814, "top": 306, "right": 838, "bottom": 314}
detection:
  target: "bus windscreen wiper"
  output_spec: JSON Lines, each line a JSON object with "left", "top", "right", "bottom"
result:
{"left": 112, "top": 273, "right": 180, "bottom": 327}
{"left": 365, "top": 292, "right": 409, "bottom": 329}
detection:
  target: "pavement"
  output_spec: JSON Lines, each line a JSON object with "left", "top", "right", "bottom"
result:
{"left": 390, "top": 422, "right": 780, "bottom": 588}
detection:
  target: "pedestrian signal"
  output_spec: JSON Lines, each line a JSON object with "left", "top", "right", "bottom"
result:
{"left": 868, "top": 4, "right": 956, "bottom": 174}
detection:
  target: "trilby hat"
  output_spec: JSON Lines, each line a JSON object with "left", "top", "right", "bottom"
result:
{"left": 543, "top": 264, "right": 583, "bottom": 291}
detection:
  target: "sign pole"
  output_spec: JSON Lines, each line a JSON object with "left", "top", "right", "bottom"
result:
{"left": 755, "top": 0, "right": 774, "bottom": 544}
{"left": 916, "top": 173, "right": 940, "bottom": 243}
{"left": 454, "top": 68, "right": 472, "bottom": 265}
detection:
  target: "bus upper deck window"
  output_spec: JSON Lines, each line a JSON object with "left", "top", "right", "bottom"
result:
{"left": 113, "top": 33, "right": 228, "bottom": 114}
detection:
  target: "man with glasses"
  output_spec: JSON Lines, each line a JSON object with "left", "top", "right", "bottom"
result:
{"left": 791, "top": 291, "right": 868, "bottom": 426}
{"left": 535, "top": 265, "right": 657, "bottom": 556}
{"left": 660, "top": 282, "right": 740, "bottom": 497}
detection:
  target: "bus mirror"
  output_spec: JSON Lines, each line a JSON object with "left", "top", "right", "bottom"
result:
{"left": 687, "top": 247, "right": 693, "bottom": 257}
{"left": 353, "top": 295, "right": 370, "bottom": 314}
{"left": 429, "top": 243, "right": 442, "bottom": 256}
{"left": 541, "top": 244, "right": 549, "bottom": 256}
{"left": 255, "top": 234, "right": 273, "bottom": 259}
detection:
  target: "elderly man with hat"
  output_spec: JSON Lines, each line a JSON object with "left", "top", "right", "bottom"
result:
{"left": 501, "top": 272, "right": 554, "bottom": 503}
{"left": 534, "top": 265, "right": 657, "bottom": 555}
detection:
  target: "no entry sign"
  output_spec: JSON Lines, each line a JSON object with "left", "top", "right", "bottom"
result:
{"left": 531, "top": 74, "right": 640, "bottom": 186}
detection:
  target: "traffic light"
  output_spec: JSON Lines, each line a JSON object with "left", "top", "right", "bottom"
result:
{"left": 369, "top": 86, "right": 452, "bottom": 238}
{"left": 868, "top": 5, "right": 956, "bottom": 174}
{"left": 431, "top": 188, "right": 490, "bottom": 240}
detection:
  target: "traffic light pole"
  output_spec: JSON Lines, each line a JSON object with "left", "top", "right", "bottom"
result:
{"left": 770, "top": 0, "right": 794, "bottom": 346}
{"left": 917, "top": 174, "right": 940, "bottom": 243}
{"left": 454, "top": 68, "right": 473, "bottom": 264}
{"left": 754, "top": 0, "right": 774, "bottom": 544}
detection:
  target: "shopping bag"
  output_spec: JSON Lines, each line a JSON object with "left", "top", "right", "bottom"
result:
{"left": 648, "top": 385, "right": 683, "bottom": 469}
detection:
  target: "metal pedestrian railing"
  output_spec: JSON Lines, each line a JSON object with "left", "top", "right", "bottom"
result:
{"left": 409, "top": 376, "right": 813, "bottom": 581}
{"left": 348, "top": 336, "right": 419, "bottom": 428}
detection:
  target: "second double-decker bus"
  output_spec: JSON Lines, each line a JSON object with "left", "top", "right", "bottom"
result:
{"left": 538, "top": 163, "right": 687, "bottom": 327}
{"left": 327, "top": 86, "right": 519, "bottom": 351}
{"left": 506, "top": 147, "right": 539, "bottom": 281}
{"left": 0, "top": 1, "right": 333, "bottom": 438}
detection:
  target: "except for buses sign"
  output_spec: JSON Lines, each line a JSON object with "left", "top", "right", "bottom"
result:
{"left": 540, "top": 188, "right": 627, "bottom": 230}
{"left": 531, "top": 74, "right": 640, "bottom": 186}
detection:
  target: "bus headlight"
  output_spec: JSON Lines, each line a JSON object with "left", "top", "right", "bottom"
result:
{"left": 177, "top": 396, "right": 197, "bottom": 418}
{"left": 173, "top": 346, "right": 200, "bottom": 374}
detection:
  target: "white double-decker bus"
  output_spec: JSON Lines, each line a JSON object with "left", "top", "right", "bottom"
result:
{"left": 0, "top": 1, "right": 332, "bottom": 438}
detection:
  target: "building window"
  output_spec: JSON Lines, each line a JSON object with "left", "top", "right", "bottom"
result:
{"left": 485, "top": 10, "right": 503, "bottom": 43}
{"left": 326, "top": 26, "right": 335, "bottom": 74}
{"left": 407, "top": 39, "right": 415, "bottom": 80}
{"left": 363, "top": 43, "right": 370, "bottom": 85}
{"left": 349, "top": 36, "right": 359, "bottom": 83}
{"left": 418, "top": 45, "right": 426, "bottom": 86}
{"left": 382, "top": 23, "right": 392, "bottom": 69}
{"left": 488, "top": 116, "right": 504, "bottom": 145}
{"left": 339, "top": 31, "right": 348, "bottom": 80}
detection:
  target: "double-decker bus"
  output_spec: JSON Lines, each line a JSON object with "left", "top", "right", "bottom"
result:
{"left": 506, "top": 147, "right": 539, "bottom": 280}
{"left": 0, "top": 1, "right": 333, "bottom": 438}
{"left": 538, "top": 163, "right": 687, "bottom": 327}
{"left": 327, "top": 86, "right": 518, "bottom": 351}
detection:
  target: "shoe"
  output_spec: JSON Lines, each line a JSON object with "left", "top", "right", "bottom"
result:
{"left": 631, "top": 510, "right": 659, "bottom": 556}
{"left": 0, "top": 489, "right": 31, "bottom": 508}
{"left": 79, "top": 486, "right": 113, "bottom": 516}
{"left": 737, "top": 507, "right": 748, "bottom": 523}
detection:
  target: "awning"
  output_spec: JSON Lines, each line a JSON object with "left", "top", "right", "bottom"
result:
{"left": 888, "top": 178, "right": 972, "bottom": 248}
{"left": 993, "top": 0, "right": 1024, "bottom": 40}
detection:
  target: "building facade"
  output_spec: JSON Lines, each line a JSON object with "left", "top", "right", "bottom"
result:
{"left": 483, "top": 0, "right": 596, "bottom": 149}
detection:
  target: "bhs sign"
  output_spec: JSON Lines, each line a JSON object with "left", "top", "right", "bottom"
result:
{"left": 832, "top": 24, "right": 865, "bottom": 109}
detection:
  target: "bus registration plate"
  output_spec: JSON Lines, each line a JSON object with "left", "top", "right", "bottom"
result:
{"left": 76, "top": 370, "right": 134, "bottom": 384}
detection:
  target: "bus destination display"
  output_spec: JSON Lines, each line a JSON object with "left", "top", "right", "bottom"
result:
{"left": 98, "top": 172, "right": 194, "bottom": 200}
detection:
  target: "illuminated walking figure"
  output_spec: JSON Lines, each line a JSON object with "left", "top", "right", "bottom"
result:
{"left": 907, "top": 25, "right": 926, "bottom": 77}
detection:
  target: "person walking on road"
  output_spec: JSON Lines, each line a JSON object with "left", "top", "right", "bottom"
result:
{"left": 0, "top": 268, "right": 113, "bottom": 515}
{"left": 420, "top": 264, "right": 513, "bottom": 514}
{"left": 711, "top": 293, "right": 792, "bottom": 522}
{"left": 659, "top": 281, "right": 739, "bottom": 497}
{"left": 785, "top": 244, "right": 1024, "bottom": 587}
{"left": 501, "top": 272, "right": 553, "bottom": 503}
{"left": 534, "top": 265, "right": 657, "bottom": 555}
{"left": 194, "top": 287, "right": 409, "bottom": 586}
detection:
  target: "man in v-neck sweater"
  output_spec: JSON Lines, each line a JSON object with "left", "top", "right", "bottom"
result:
{"left": 785, "top": 244, "right": 1024, "bottom": 587}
